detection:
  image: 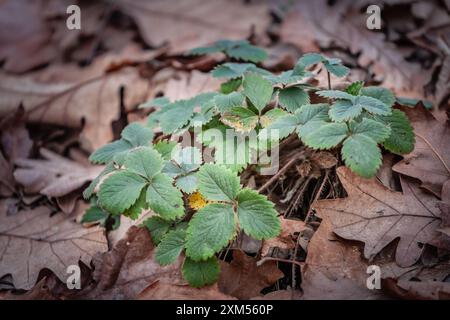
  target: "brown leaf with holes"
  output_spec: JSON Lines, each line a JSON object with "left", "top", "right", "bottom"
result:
{"left": 301, "top": 216, "right": 387, "bottom": 299}
{"left": 261, "top": 217, "right": 306, "bottom": 256}
{"left": 14, "top": 148, "right": 104, "bottom": 199}
{"left": 393, "top": 105, "right": 450, "bottom": 198}
{"left": 314, "top": 166, "right": 441, "bottom": 267}
{"left": 0, "top": 204, "right": 107, "bottom": 290}
{"left": 116, "top": 0, "right": 270, "bottom": 53}
{"left": 218, "top": 251, "right": 283, "bottom": 299}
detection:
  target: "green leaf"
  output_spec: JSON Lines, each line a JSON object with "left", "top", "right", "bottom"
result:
{"left": 143, "top": 216, "right": 172, "bottom": 244}
{"left": 262, "top": 114, "right": 298, "bottom": 141}
{"left": 342, "top": 135, "right": 382, "bottom": 178}
{"left": 350, "top": 118, "right": 391, "bottom": 143}
{"left": 278, "top": 87, "right": 310, "bottom": 112}
{"left": 197, "top": 164, "right": 240, "bottom": 201}
{"left": 121, "top": 123, "right": 154, "bottom": 147}
{"left": 81, "top": 205, "right": 108, "bottom": 224}
{"left": 155, "top": 229, "right": 186, "bottom": 265}
{"left": 260, "top": 108, "right": 289, "bottom": 127}
{"left": 356, "top": 96, "right": 391, "bottom": 115}
{"left": 297, "top": 53, "right": 323, "bottom": 67}
{"left": 182, "top": 256, "right": 220, "bottom": 288}
{"left": 323, "top": 60, "right": 349, "bottom": 77}
{"left": 83, "top": 162, "right": 115, "bottom": 199}
{"left": 146, "top": 173, "right": 184, "bottom": 220}
{"left": 345, "top": 81, "right": 365, "bottom": 96}
{"left": 243, "top": 72, "right": 273, "bottom": 112}
{"left": 221, "top": 107, "right": 258, "bottom": 133}
{"left": 212, "top": 63, "right": 269, "bottom": 79}
{"left": 295, "top": 103, "right": 330, "bottom": 139}
{"left": 156, "top": 100, "right": 196, "bottom": 134}
{"left": 316, "top": 90, "right": 355, "bottom": 101}
{"left": 396, "top": 97, "right": 433, "bottom": 109}
{"left": 154, "top": 140, "right": 177, "bottom": 160}
{"left": 220, "top": 78, "right": 242, "bottom": 94}
{"left": 176, "top": 173, "right": 198, "bottom": 194}
{"left": 227, "top": 44, "right": 268, "bottom": 63}
{"left": 89, "top": 139, "right": 133, "bottom": 164}
{"left": 329, "top": 100, "right": 363, "bottom": 122}
{"left": 214, "top": 92, "right": 245, "bottom": 113}
{"left": 123, "top": 147, "right": 163, "bottom": 179}
{"left": 139, "top": 96, "right": 170, "bottom": 109}
{"left": 98, "top": 170, "right": 147, "bottom": 215}
{"left": 236, "top": 189, "right": 280, "bottom": 240}
{"left": 303, "top": 122, "right": 348, "bottom": 149}
{"left": 123, "top": 188, "right": 147, "bottom": 220}
{"left": 376, "top": 109, "right": 415, "bottom": 154}
{"left": 172, "top": 146, "right": 202, "bottom": 173}
{"left": 265, "top": 70, "right": 307, "bottom": 85}
{"left": 186, "top": 203, "right": 236, "bottom": 261}
{"left": 360, "top": 86, "right": 395, "bottom": 107}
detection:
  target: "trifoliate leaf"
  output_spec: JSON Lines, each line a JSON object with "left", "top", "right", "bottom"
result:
{"left": 243, "top": 72, "right": 273, "bottom": 112}
{"left": 236, "top": 188, "right": 280, "bottom": 240}
{"left": 278, "top": 87, "right": 310, "bottom": 112}
{"left": 176, "top": 173, "right": 198, "bottom": 194}
{"left": 182, "top": 256, "right": 220, "bottom": 288}
{"left": 155, "top": 229, "right": 186, "bottom": 265}
{"left": 302, "top": 122, "right": 348, "bottom": 149}
{"left": 350, "top": 118, "right": 391, "bottom": 143}
{"left": 121, "top": 123, "right": 154, "bottom": 147}
{"left": 345, "top": 81, "right": 365, "bottom": 96}
{"left": 329, "top": 100, "right": 363, "bottom": 122}
{"left": 197, "top": 164, "right": 240, "bottom": 201}
{"left": 297, "top": 53, "right": 323, "bottom": 67}
{"left": 260, "top": 108, "right": 289, "bottom": 127}
{"left": 123, "top": 188, "right": 147, "bottom": 220}
{"left": 98, "top": 170, "right": 147, "bottom": 215}
{"left": 214, "top": 92, "right": 245, "bottom": 113}
{"left": 356, "top": 96, "right": 391, "bottom": 115}
{"left": 316, "top": 90, "right": 355, "bottom": 101}
{"left": 139, "top": 96, "right": 170, "bottom": 109}
{"left": 342, "top": 135, "right": 382, "bottom": 178}
{"left": 221, "top": 107, "right": 258, "bottom": 133}
{"left": 123, "top": 147, "right": 163, "bottom": 179}
{"left": 154, "top": 140, "right": 177, "bottom": 160}
{"left": 186, "top": 203, "right": 236, "bottom": 261}
{"left": 89, "top": 139, "right": 133, "bottom": 164}
{"left": 83, "top": 162, "right": 115, "bottom": 199}
{"left": 143, "top": 216, "right": 172, "bottom": 244}
{"left": 376, "top": 109, "right": 415, "bottom": 154}
{"left": 360, "top": 86, "right": 395, "bottom": 107}
{"left": 146, "top": 173, "right": 184, "bottom": 220}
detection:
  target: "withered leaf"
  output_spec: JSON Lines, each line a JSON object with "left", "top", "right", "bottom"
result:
{"left": 314, "top": 166, "right": 441, "bottom": 267}
{"left": 261, "top": 217, "right": 306, "bottom": 257}
{"left": 0, "top": 205, "right": 107, "bottom": 290}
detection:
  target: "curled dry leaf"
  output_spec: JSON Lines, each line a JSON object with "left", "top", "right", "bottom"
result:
{"left": 116, "top": 0, "right": 271, "bottom": 53}
{"left": 393, "top": 105, "right": 450, "bottom": 198}
{"left": 301, "top": 216, "right": 386, "bottom": 300}
{"left": 261, "top": 217, "right": 306, "bottom": 257}
{"left": 0, "top": 204, "right": 107, "bottom": 290}
{"left": 218, "top": 250, "right": 284, "bottom": 299}
{"left": 85, "top": 226, "right": 183, "bottom": 299}
{"left": 314, "top": 166, "right": 441, "bottom": 267}
{"left": 14, "top": 148, "right": 104, "bottom": 199}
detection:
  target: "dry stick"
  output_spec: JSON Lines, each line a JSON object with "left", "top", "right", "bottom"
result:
{"left": 257, "top": 256, "right": 303, "bottom": 268}
{"left": 415, "top": 133, "right": 450, "bottom": 175}
{"left": 327, "top": 71, "right": 331, "bottom": 90}
{"left": 258, "top": 155, "right": 303, "bottom": 193}
{"left": 304, "top": 169, "right": 329, "bottom": 223}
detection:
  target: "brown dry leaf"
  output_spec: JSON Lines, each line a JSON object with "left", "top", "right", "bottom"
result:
{"left": 314, "top": 166, "right": 441, "bottom": 267}
{"left": 85, "top": 226, "right": 183, "bottom": 299}
{"left": 0, "top": 204, "right": 107, "bottom": 290}
{"left": 311, "top": 151, "right": 337, "bottom": 169}
{"left": 376, "top": 153, "right": 401, "bottom": 191}
{"left": 116, "top": 0, "right": 271, "bottom": 53}
{"left": 280, "top": 1, "right": 429, "bottom": 94}
{"left": 0, "top": 151, "right": 15, "bottom": 197}
{"left": 301, "top": 219, "right": 387, "bottom": 299}
{"left": 138, "top": 282, "right": 234, "bottom": 300}
{"left": 393, "top": 105, "right": 450, "bottom": 198}
{"left": 429, "top": 202, "right": 450, "bottom": 251}
{"left": 261, "top": 217, "right": 306, "bottom": 256}
{"left": 0, "top": 49, "right": 159, "bottom": 151}
{"left": 435, "top": 55, "right": 450, "bottom": 106}
{"left": 252, "top": 289, "right": 302, "bottom": 300}
{"left": 385, "top": 279, "right": 450, "bottom": 300}
{"left": 14, "top": 148, "right": 104, "bottom": 199}
{"left": 218, "top": 250, "right": 284, "bottom": 299}
{"left": 0, "top": 0, "right": 56, "bottom": 73}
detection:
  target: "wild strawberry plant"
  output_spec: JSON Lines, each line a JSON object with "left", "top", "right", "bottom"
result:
{"left": 83, "top": 40, "right": 414, "bottom": 287}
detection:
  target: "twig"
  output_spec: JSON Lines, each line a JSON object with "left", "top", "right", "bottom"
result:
{"left": 304, "top": 170, "right": 329, "bottom": 223}
{"left": 257, "top": 257, "right": 303, "bottom": 268}
{"left": 257, "top": 154, "right": 304, "bottom": 193}
{"left": 327, "top": 71, "right": 331, "bottom": 90}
